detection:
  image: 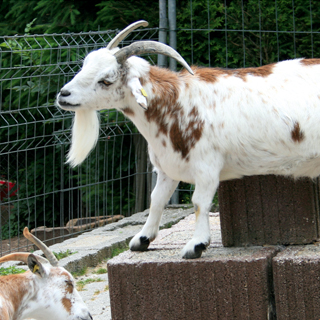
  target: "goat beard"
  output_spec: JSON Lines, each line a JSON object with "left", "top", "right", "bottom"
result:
{"left": 67, "top": 109, "right": 100, "bottom": 167}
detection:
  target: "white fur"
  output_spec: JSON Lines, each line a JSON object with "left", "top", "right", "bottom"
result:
{"left": 0, "top": 259, "right": 91, "bottom": 320}
{"left": 56, "top": 41, "right": 320, "bottom": 258}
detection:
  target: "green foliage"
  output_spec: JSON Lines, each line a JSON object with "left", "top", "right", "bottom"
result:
{"left": 94, "top": 267, "right": 108, "bottom": 274}
{"left": 53, "top": 249, "right": 77, "bottom": 260}
{"left": 76, "top": 277, "right": 103, "bottom": 291}
{"left": 0, "top": 0, "right": 159, "bottom": 35}
{"left": 72, "top": 267, "right": 87, "bottom": 278}
{"left": 176, "top": 0, "right": 320, "bottom": 68}
{"left": 110, "top": 244, "right": 129, "bottom": 258}
{"left": 0, "top": 266, "right": 26, "bottom": 275}
{"left": 0, "top": 31, "right": 138, "bottom": 239}
{"left": 0, "top": 34, "right": 78, "bottom": 238}
{"left": 1, "top": 0, "right": 320, "bottom": 237}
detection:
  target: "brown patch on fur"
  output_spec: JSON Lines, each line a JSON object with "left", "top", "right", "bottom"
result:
{"left": 139, "top": 77, "right": 146, "bottom": 86}
{"left": 146, "top": 66, "right": 182, "bottom": 137}
{"left": 195, "top": 68, "right": 228, "bottom": 83}
{"left": 291, "top": 122, "right": 305, "bottom": 143}
{"left": 169, "top": 106, "right": 204, "bottom": 159}
{"left": 233, "top": 64, "right": 275, "bottom": 80}
{"left": 146, "top": 67, "right": 204, "bottom": 159}
{"left": 192, "top": 63, "right": 275, "bottom": 83}
{"left": 149, "top": 66, "right": 180, "bottom": 100}
{"left": 62, "top": 297, "right": 72, "bottom": 314}
{"left": 300, "top": 58, "right": 320, "bottom": 66}
{"left": 122, "top": 107, "right": 135, "bottom": 116}
{"left": 0, "top": 273, "right": 30, "bottom": 318}
{"left": 162, "top": 140, "right": 166, "bottom": 147}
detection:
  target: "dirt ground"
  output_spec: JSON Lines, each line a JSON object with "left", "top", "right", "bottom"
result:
{"left": 0, "top": 235, "right": 33, "bottom": 256}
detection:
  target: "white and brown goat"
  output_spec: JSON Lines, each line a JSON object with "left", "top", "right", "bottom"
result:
{"left": 57, "top": 20, "right": 320, "bottom": 259}
{"left": 0, "top": 227, "right": 92, "bottom": 320}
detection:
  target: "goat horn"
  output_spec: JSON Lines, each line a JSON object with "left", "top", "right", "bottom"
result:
{"left": 114, "top": 41, "right": 194, "bottom": 75}
{"left": 23, "top": 227, "right": 59, "bottom": 267}
{"left": 0, "top": 253, "right": 29, "bottom": 265}
{"left": 106, "top": 20, "right": 149, "bottom": 50}
{"left": 0, "top": 252, "right": 49, "bottom": 265}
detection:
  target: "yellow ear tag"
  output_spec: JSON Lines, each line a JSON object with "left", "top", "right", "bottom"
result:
{"left": 140, "top": 88, "right": 148, "bottom": 97}
{"left": 33, "top": 264, "right": 40, "bottom": 273}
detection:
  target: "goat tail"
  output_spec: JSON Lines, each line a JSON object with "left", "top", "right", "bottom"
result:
{"left": 67, "top": 109, "right": 100, "bottom": 167}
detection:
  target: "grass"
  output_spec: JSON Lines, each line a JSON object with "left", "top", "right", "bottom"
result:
{"left": 0, "top": 266, "right": 26, "bottom": 275}
{"left": 94, "top": 268, "right": 108, "bottom": 274}
{"left": 53, "top": 249, "right": 77, "bottom": 260}
{"left": 72, "top": 267, "right": 87, "bottom": 278}
{"left": 110, "top": 245, "right": 129, "bottom": 259}
{"left": 77, "top": 277, "right": 103, "bottom": 291}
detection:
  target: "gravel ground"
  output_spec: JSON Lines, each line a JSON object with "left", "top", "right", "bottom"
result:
{"left": 75, "top": 259, "right": 112, "bottom": 320}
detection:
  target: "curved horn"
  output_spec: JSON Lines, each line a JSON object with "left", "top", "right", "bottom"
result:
{"left": 106, "top": 20, "right": 149, "bottom": 50}
{"left": 0, "top": 252, "right": 49, "bottom": 265}
{"left": 23, "top": 227, "right": 59, "bottom": 267}
{"left": 114, "top": 41, "right": 194, "bottom": 75}
{"left": 0, "top": 252, "right": 30, "bottom": 265}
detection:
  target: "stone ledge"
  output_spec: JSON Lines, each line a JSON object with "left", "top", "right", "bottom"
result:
{"left": 108, "top": 213, "right": 280, "bottom": 320}
{"left": 273, "top": 245, "right": 320, "bottom": 320}
{"left": 108, "top": 246, "right": 279, "bottom": 320}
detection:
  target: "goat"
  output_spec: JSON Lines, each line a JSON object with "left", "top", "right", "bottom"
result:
{"left": 57, "top": 20, "right": 320, "bottom": 259}
{"left": 0, "top": 227, "right": 92, "bottom": 320}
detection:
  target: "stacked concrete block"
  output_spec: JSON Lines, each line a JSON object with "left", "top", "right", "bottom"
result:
{"left": 108, "top": 175, "right": 320, "bottom": 319}
{"left": 108, "top": 214, "right": 279, "bottom": 320}
{"left": 219, "top": 175, "right": 320, "bottom": 246}
{"left": 273, "top": 245, "right": 320, "bottom": 320}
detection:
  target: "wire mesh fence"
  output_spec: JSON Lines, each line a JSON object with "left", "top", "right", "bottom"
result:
{"left": 0, "top": 27, "right": 158, "bottom": 255}
{"left": 1, "top": 0, "right": 319, "bottom": 255}
{"left": 174, "top": 0, "right": 320, "bottom": 69}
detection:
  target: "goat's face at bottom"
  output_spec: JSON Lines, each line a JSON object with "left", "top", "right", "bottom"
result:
{"left": 0, "top": 228, "right": 92, "bottom": 320}
{"left": 27, "top": 263, "right": 91, "bottom": 320}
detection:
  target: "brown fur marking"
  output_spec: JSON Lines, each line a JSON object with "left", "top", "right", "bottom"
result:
{"left": 291, "top": 122, "right": 305, "bottom": 142}
{"left": 300, "top": 58, "right": 320, "bottom": 66}
{"left": 122, "top": 107, "right": 135, "bottom": 116}
{"left": 146, "top": 66, "right": 204, "bottom": 159}
{"left": 146, "top": 66, "right": 181, "bottom": 137}
{"left": 169, "top": 106, "right": 204, "bottom": 159}
{"left": 0, "top": 273, "right": 29, "bottom": 318}
{"left": 62, "top": 297, "right": 72, "bottom": 314}
{"left": 192, "top": 63, "right": 275, "bottom": 83}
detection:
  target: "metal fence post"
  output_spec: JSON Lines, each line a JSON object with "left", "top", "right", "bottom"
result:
{"left": 168, "top": 0, "right": 177, "bottom": 72}
{"left": 158, "top": 0, "right": 168, "bottom": 67}
{"left": 168, "top": 0, "right": 179, "bottom": 204}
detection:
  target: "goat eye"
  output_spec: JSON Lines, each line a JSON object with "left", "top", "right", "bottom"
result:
{"left": 98, "top": 80, "right": 112, "bottom": 87}
{"left": 65, "top": 280, "right": 74, "bottom": 287}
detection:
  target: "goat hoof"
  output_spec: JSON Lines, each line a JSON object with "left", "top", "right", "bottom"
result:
{"left": 182, "top": 242, "right": 207, "bottom": 259}
{"left": 130, "top": 236, "right": 150, "bottom": 251}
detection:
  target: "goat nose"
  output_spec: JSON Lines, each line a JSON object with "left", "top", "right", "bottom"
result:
{"left": 60, "top": 89, "right": 71, "bottom": 97}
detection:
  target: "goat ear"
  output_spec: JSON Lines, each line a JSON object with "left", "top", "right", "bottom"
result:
{"left": 127, "top": 77, "right": 148, "bottom": 110}
{"left": 27, "top": 254, "right": 47, "bottom": 277}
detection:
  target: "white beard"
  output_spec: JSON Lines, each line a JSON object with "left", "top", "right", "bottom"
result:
{"left": 67, "top": 109, "right": 100, "bottom": 167}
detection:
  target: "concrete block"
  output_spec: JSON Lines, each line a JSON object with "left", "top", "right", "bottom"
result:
{"left": 219, "top": 175, "right": 320, "bottom": 247}
{"left": 273, "top": 245, "right": 320, "bottom": 320}
{"left": 108, "top": 214, "right": 280, "bottom": 320}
